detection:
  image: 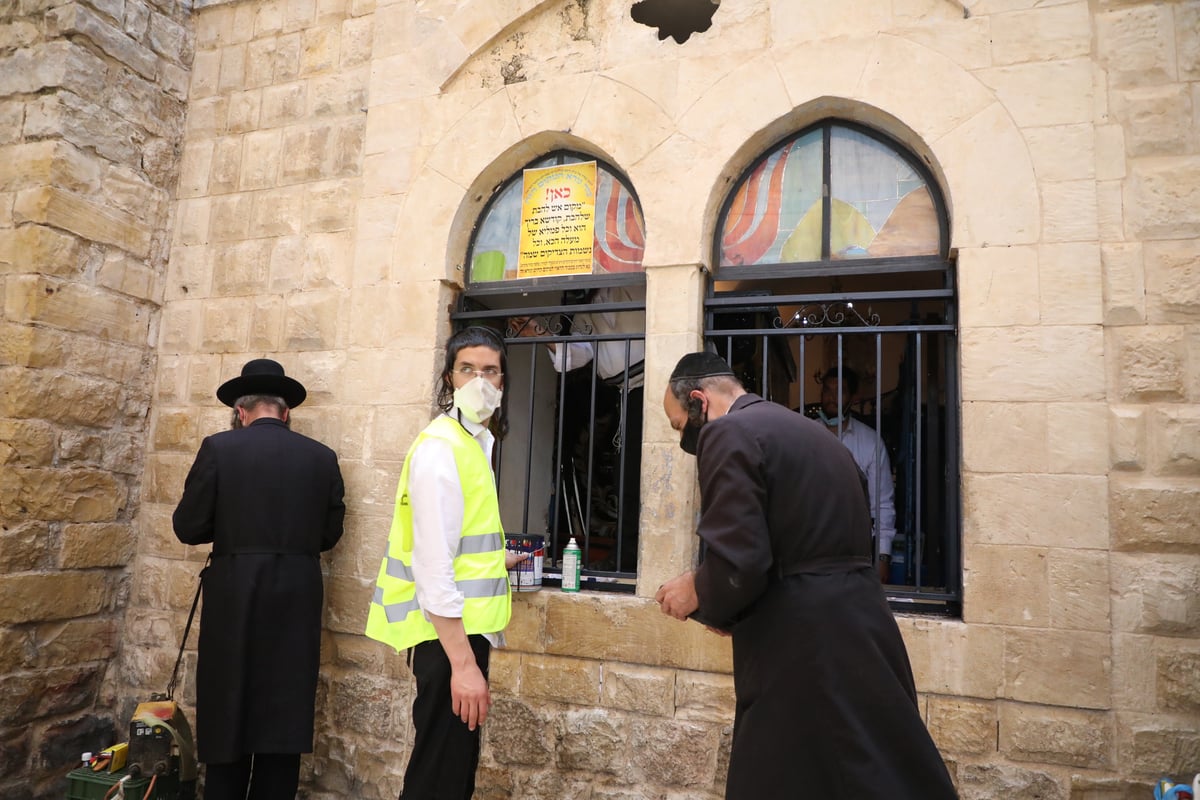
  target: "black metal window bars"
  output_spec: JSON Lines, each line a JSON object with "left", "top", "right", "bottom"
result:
{"left": 454, "top": 291, "right": 645, "bottom": 592}
{"left": 705, "top": 275, "right": 961, "bottom": 615}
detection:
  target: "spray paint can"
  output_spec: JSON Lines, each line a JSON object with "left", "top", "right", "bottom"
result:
{"left": 505, "top": 534, "right": 544, "bottom": 591}
{"left": 561, "top": 537, "right": 581, "bottom": 592}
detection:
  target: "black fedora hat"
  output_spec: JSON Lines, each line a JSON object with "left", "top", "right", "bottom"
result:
{"left": 216, "top": 358, "right": 307, "bottom": 408}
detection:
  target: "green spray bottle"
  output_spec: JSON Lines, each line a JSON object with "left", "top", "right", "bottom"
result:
{"left": 561, "top": 537, "right": 581, "bottom": 592}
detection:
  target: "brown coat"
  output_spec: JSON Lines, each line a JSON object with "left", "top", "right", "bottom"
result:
{"left": 691, "top": 394, "right": 956, "bottom": 799}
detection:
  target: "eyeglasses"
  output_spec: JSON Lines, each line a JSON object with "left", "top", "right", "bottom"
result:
{"left": 454, "top": 365, "right": 503, "bottom": 381}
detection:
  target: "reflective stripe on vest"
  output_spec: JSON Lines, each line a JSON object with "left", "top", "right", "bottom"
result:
{"left": 365, "top": 415, "right": 511, "bottom": 652}
{"left": 372, "top": 577, "right": 510, "bottom": 624}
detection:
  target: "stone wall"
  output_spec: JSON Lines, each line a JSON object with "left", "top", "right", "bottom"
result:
{"left": 308, "top": 2, "right": 1196, "bottom": 797}
{"left": 0, "top": 0, "right": 191, "bottom": 795}
{"left": 4, "top": 0, "right": 1197, "bottom": 799}
{"left": 1098, "top": 0, "right": 1200, "bottom": 787}
{"left": 116, "top": 0, "right": 375, "bottom": 794}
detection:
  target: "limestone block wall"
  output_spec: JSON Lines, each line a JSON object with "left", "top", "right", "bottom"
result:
{"left": 328, "top": 2, "right": 1200, "bottom": 797}
{"left": 1096, "top": 0, "right": 1200, "bottom": 783}
{"left": 113, "top": 0, "right": 376, "bottom": 796}
{"left": 0, "top": 0, "right": 191, "bottom": 795}
{"left": 95, "top": 1, "right": 1200, "bottom": 800}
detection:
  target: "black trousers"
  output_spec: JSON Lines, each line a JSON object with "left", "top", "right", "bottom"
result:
{"left": 400, "top": 635, "right": 491, "bottom": 800}
{"left": 204, "top": 753, "right": 300, "bottom": 800}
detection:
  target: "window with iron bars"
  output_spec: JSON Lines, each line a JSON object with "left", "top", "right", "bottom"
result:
{"left": 710, "top": 120, "right": 962, "bottom": 614}
{"left": 454, "top": 152, "right": 646, "bottom": 592}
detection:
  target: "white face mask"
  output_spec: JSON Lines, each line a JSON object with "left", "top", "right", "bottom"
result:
{"left": 818, "top": 407, "right": 845, "bottom": 427}
{"left": 453, "top": 376, "right": 503, "bottom": 424}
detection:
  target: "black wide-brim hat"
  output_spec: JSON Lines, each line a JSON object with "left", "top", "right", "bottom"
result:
{"left": 216, "top": 358, "right": 307, "bottom": 408}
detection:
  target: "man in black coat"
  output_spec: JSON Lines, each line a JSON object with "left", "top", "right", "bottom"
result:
{"left": 655, "top": 352, "right": 956, "bottom": 800}
{"left": 174, "top": 358, "right": 346, "bottom": 800}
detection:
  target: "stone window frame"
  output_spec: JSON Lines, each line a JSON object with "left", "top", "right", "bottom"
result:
{"left": 708, "top": 118, "right": 963, "bottom": 614}
{"left": 454, "top": 150, "right": 648, "bottom": 593}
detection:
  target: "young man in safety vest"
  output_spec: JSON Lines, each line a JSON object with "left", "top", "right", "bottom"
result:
{"left": 366, "top": 326, "right": 526, "bottom": 800}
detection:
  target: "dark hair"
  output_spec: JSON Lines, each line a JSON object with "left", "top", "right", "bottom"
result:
{"left": 230, "top": 395, "right": 290, "bottom": 430}
{"left": 821, "top": 365, "right": 859, "bottom": 396}
{"left": 668, "top": 352, "right": 735, "bottom": 383}
{"left": 668, "top": 374, "right": 743, "bottom": 421}
{"left": 667, "top": 351, "right": 741, "bottom": 416}
{"left": 436, "top": 326, "right": 509, "bottom": 439}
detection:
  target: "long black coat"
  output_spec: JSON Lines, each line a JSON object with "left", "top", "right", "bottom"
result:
{"left": 691, "top": 394, "right": 956, "bottom": 799}
{"left": 173, "top": 417, "right": 345, "bottom": 764}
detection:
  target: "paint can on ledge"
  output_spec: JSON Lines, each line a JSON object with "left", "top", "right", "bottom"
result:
{"left": 505, "top": 533, "right": 544, "bottom": 591}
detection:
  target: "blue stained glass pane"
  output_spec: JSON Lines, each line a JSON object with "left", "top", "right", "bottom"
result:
{"left": 829, "top": 127, "right": 938, "bottom": 260}
{"left": 830, "top": 127, "right": 922, "bottom": 232}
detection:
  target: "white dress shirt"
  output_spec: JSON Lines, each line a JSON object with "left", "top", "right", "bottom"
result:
{"left": 831, "top": 417, "right": 897, "bottom": 557}
{"left": 549, "top": 285, "right": 646, "bottom": 389}
{"left": 408, "top": 411, "right": 503, "bottom": 647}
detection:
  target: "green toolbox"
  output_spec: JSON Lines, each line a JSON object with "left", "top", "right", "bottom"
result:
{"left": 65, "top": 767, "right": 194, "bottom": 800}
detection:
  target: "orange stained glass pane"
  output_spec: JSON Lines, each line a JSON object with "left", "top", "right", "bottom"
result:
{"left": 718, "top": 124, "right": 942, "bottom": 268}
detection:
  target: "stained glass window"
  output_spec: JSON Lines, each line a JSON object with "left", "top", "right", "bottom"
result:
{"left": 457, "top": 150, "right": 646, "bottom": 591}
{"left": 468, "top": 154, "right": 646, "bottom": 284}
{"left": 707, "top": 120, "right": 959, "bottom": 613}
{"left": 718, "top": 123, "right": 943, "bottom": 269}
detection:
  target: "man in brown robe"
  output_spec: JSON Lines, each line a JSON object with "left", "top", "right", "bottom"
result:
{"left": 656, "top": 352, "right": 957, "bottom": 799}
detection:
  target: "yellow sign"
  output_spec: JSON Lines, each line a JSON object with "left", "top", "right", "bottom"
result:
{"left": 518, "top": 162, "right": 597, "bottom": 278}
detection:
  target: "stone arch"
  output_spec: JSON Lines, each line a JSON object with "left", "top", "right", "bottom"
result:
{"left": 436, "top": 1, "right": 560, "bottom": 90}
{"left": 442, "top": 131, "right": 635, "bottom": 284}
{"left": 394, "top": 77, "right": 670, "bottom": 285}
{"left": 371, "top": 1, "right": 573, "bottom": 96}
{"left": 698, "top": 96, "right": 956, "bottom": 265}
{"left": 392, "top": 27, "right": 1038, "bottom": 281}
{"left": 695, "top": 33, "right": 1040, "bottom": 256}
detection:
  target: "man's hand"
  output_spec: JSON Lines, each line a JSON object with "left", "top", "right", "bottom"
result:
{"left": 508, "top": 316, "right": 546, "bottom": 338}
{"left": 427, "top": 613, "right": 492, "bottom": 730}
{"left": 655, "top": 571, "right": 699, "bottom": 620}
{"left": 505, "top": 550, "right": 530, "bottom": 570}
{"left": 449, "top": 660, "right": 491, "bottom": 731}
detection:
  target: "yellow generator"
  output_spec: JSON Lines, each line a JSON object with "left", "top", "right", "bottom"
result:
{"left": 66, "top": 698, "right": 198, "bottom": 800}
{"left": 128, "top": 699, "right": 198, "bottom": 786}
{"left": 66, "top": 700, "right": 196, "bottom": 800}
{"left": 68, "top": 564, "right": 204, "bottom": 799}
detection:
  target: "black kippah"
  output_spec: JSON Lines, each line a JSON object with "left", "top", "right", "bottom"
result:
{"left": 669, "top": 352, "right": 735, "bottom": 381}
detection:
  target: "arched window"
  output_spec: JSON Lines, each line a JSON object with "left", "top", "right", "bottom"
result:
{"left": 454, "top": 151, "right": 646, "bottom": 591}
{"left": 719, "top": 124, "right": 943, "bottom": 268}
{"left": 468, "top": 154, "right": 646, "bottom": 283}
{"left": 710, "top": 121, "right": 960, "bottom": 613}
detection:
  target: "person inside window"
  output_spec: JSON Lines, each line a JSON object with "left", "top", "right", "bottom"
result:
{"left": 510, "top": 284, "right": 645, "bottom": 573}
{"left": 816, "top": 365, "right": 897, "bottom": 582}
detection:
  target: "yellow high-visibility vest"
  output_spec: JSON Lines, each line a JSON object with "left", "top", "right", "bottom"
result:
{"left": 365, "top": 415, "right": 510, "bottom": 652}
